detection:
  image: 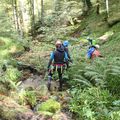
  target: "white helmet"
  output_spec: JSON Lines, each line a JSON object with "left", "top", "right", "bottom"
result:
{"left": 95, "top": 44, "right": 100, "bottom": 49}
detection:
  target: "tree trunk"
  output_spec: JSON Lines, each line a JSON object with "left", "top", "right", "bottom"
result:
{"left": 12, "top": 0, "right": 20, "bottom": 34}
{"left": 54, "top": 0, "right": 61, "bottom": 13}
{"left": 36, "top": 0, "right": 41, "bottom": 20}
{"left": 18, "top": 0, "right": 25, "bottom": 38}
{"left": 41, "top": 0, "right": 44, "bottom": 24}
{"left": 32, "top": 0, "right": 35, "bottom": 35}
{"left": 96, "top": 0, "right": 100, "bottom": 14}
{"left": 82, "top": 0, "right": 92, "bottom": 15}
{"left": 86, "top": 0, "right": 92, "bottom": 9}
{"left": 105, "top": 0, "right": 109, "bottom": 17}
{"left": 12, "top": 0, "right": 16, "bottom": 29}
{"left": 29, "top": 0, "right": 35, "bottom": 36}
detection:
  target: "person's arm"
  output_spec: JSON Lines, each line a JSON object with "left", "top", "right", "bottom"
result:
{"left": 65, "top": 47, "right": 73, "bottom": 63}
{"left": 47, "top": 52, "right": 54, "bottom": 70}
{"left": 97, "top": 50, "right": 103, "bottom": 57}
{"left": 99, "top": 53, "right": 103, "bottom": 57}
{"left": 66, "top": 48, "right": 70, "bottom": 58}
{"left": 64, "top": 52, "right": 70, "bottom": 68}
{"left": 87, "top": 38, "right": 92, "bottom": 45}
{"left": 64, "top": 52, "right": 68, "bottom": 61}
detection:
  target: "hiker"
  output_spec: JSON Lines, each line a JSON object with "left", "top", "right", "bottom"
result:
{"left": 87, "top": 44, "right": 102, "bottom": 59}
{"left": 91, "top": 45, "right": 102, "bottom": 59}
{"left": 62, "top": 40, "right": 72, "bottom": 67}
{"left": 47, "top": 40, "right": 68, "bottom": 91}
{"left": 87, "top": 37, "right": 96, "bottom": 47}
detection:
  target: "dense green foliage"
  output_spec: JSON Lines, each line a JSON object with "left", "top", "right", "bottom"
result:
{"left": 0, "top": 0, "right": 120, "bottom": 120}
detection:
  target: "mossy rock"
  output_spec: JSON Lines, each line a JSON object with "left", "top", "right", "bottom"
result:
{"left": 38, "top": 99, "right": 61, "bottom": 113}
{"left": 0, "top": 95, "right": 33, "bottom": 120}
{"left": 107, "top": 14, "right": 120, "bottom": 27}
{"left": 36, "top": 84, "right": 48, "bottom": 96}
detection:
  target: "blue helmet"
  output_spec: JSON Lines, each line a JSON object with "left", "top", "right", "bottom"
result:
{"left": 63, "top": 40, "right": 69, "bottom": 47}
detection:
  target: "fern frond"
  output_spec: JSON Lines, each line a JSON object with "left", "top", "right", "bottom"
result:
{"left": 74, "top": 74, "right": 88, "bottom": 80}
{"left": 84, "top": 71, "right": 99, "bottom": 78}
{"left": 73, "top": 78, "right": 93, "bottom": 87}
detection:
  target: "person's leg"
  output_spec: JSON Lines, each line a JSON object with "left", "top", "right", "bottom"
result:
{"left": 66, "top": 61, "right": 69, "bottom": 69}
{"left": 48, "top": 71, "right": 53, "bottom": 91}
{"left": 57, "top": 67, "right": 63, "bottom": 91}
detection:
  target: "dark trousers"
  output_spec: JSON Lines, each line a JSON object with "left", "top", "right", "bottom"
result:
{"left": 48, "top": 65, "right": 64, "bottom": 91}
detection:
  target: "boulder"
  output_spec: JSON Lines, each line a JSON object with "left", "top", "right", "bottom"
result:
{"left": 107, "top": 14, "right": 120, "bottom": 27}
{"left": 98, "top": 31, "right": 114, "bottom": 43}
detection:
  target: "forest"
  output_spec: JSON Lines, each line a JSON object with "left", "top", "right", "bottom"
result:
{"left": 0, "top": 0, "right": 120, "bottom": 120}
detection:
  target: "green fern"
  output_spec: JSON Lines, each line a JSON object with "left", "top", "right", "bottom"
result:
{"left": 73, "top": 78, "right": 92, "bottom": 87}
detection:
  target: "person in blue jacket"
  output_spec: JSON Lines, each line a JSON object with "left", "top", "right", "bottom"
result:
{"left": 47, "top": 40, "right": 68, "bottom": 91}
{"left": 63, "top": 40, "right": 72, "bottom": 67}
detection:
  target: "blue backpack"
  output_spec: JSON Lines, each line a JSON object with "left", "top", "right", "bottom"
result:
{"left": 87, "top": 47, "right": 95, "bottom": 58}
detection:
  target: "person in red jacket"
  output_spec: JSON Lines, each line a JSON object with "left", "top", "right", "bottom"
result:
{"left": 91, "top": 45, "right": 103, "bottom": 59}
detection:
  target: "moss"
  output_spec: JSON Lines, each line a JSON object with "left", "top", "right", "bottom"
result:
{"left": 0, "top": 106, "right": 16, "bottom": 120}
{"left": 25, "top": 90, "right": 37, "bottom": 107}
{"left": 39, "top": 111, "right": 53, "bottom": 116}
{"left": 38, "top": 99, "right": 61, "bottom": 113}
{"left": 5, "top": 65, "right": 22, "bottom": 82}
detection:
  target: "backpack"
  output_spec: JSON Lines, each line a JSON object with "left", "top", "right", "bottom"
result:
{"left": 53, "top": 48, "right": 65, "bottom": 64}
{"left": 87, "top": 47, "right": 95, "bottom": 59}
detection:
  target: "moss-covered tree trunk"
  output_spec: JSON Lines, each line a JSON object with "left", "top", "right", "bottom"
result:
{"left": 12, "top": 0, "right": 20, "bottom": 34}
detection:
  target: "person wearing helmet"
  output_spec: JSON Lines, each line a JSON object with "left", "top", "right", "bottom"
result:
{"left": 87, "top": 44, "right": 102, "bottom": 59}
{"left": 55, "top": 40, "right": 62, "bottom": 48}
{"left": 62, "top": 40, "right": 72, "bottom": 67}
{"left": 47, "top": 40, "right": 68, "bottom": 91}
{"left": 91, "top": 44, "right": 102, "bottom": 59}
